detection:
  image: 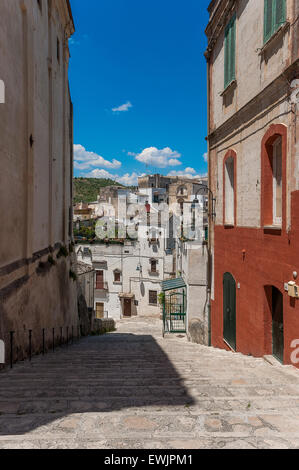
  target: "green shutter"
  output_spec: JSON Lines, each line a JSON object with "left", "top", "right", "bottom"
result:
{"left": 224, "top": 14, "right": 236, "bottom": 89}
{"left": 230, "top": 16, "right": 236, "bottom": 83}
{"left": 275, "top": 0, "right": 286, "bottom": 29}
{"left": 264, "top": 0, "right": 273, "bottom": 43}
{"left": 264, "top": 0, "right": 286, "bottom": 44}
{"left": 224, "top": 24, "right": 230, "bottom": 88}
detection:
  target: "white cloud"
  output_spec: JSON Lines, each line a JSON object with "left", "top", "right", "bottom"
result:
{"left": 86, "top": 169, "right": 116, "bottom": 179}
{"left": 203, "top": 152, "right": 208, "bottom": 162}
{"left": 135, "top": 147, "right": 182, "bottom": 168}
{"left": 167, "top": 168, "right": 207, "bottom": 179}
{"left": 117, "top": 172, "right": 141, "bottom": 186}
{"left": 86, "top": 169, "right": 144, "bottom": 187}
{"left": 183, "top": 167, "right": 196, "bottom": 174}
{"left": 112, "top": 101, "right": 133, "bottom": 113}
{"left": 74, "top": 144, "right": 121, "bottom": 171}
{"left": 68, "top": 37, "right": 80, "bottom": 46}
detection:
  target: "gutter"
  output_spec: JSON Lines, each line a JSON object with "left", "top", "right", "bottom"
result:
{"left": 206, "top": 52, "right": 212, "bottom": 348}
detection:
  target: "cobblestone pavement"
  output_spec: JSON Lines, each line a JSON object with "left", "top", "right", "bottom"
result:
{"left": 0, "top": 316, "right": 299, "bottom": 449}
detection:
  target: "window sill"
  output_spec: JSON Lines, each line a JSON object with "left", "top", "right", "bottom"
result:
{"left": 148, "top": 271, "right": 160, "bottom": 277}
{"left": 220, "top": 80, "right": 237, "bottom": 97}
{"left": 113, "top": 282, "right": 122, "bottom": 285}
{"left": 149, "top": 304, "right": 158, "bottom": 307}
{"left": 263, "top": 225, "right": 282, "bottom": 231}
{"left": 258, "top": 22, "right": 290, "bottom": 56}
{"left": 224, "top": 223, "right": 235, "bottom": 228}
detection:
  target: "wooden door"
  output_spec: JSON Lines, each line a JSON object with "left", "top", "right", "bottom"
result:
{"left": 96, "top": 302, "right": 104, "bottom": 319}
{"left": 124, "top": 299, "right": 132, "bottom": 317}
{"left": 96, "top": 270, "right": 104, "bottom": 289}
{"left": 223, "top": 272, "right": 236, "bottom": 351}
{"left": 272, "top": 287, "right": 284, "bottom": 363}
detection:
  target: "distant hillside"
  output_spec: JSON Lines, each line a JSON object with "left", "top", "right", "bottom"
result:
{"left": 73, "top": 178, "right": 125, "bottom": 203}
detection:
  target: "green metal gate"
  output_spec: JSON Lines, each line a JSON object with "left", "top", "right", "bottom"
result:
{"left": 161, "top": 278, "right": 187, "bottom": 336}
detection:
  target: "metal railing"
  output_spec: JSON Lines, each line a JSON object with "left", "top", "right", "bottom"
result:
{"left": 0, "top": 324, "right": 83, "bottom": 370}
{"left": 95, "top": 282, "right": 108, "bottom": 291}
{"left": 95, "top": 310, "right": 109, "bottom": 320}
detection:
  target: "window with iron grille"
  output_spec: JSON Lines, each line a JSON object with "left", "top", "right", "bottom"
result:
{"left": 149, "top": 290, "right": 158, "bottom": 305}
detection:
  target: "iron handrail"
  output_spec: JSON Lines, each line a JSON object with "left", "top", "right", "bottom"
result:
{"left": 0, "top": 325, "right": 82, "bottom": 370}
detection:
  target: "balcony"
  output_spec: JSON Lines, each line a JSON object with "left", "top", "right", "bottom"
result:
{"left": 95, "top": 310, "right": 109, "bottom": 320}
{"left": 148, "top": 270, "right": 160, "bottom": 277}
{"left": 95, "top": 282, "right": 109, "bottom": 296}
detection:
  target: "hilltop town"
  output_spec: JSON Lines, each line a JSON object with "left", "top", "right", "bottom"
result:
{"left": 0, "top": 0, "right": 298, "bottom": 452}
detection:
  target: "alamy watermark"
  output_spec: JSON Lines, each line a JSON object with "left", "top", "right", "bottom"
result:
{"left": 0, "top": 340, "right": 4, "bottom": 364}
{"left": 290, "top": 340, "right": 299, "bottom": 365}
{"left": 92, "top": 197, "right": 207, "bottom": 244}
{"left": 0, "top": 79, "right": 5, "bottom": 104}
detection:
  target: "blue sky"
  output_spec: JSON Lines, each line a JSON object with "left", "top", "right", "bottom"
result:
{"left": 69, "top": 0, "right": 210, "bottom": 185}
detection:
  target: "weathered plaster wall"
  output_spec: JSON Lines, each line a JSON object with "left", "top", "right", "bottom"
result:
{"left": 207, "top": 0, "right": 299, "bottom": 366}
{"left": 213, "top": 107, "right": 291, "bottom": 228}
{"left": 76, "top": 237, "right": 169, "bottom": 319}
{"left": 211, "top": 0, "right": 294, "bottom": 131}
{"left": 0, "top": 0, "right": 76, "bottom": 364}
{"left": 178, "top": 241, "right": 209, "bottom": 345}
{"left": 0, "top": 251, "right": 78, "bottom": 363}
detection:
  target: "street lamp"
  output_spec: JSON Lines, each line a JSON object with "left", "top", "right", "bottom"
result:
{"left": 192, "top": 183, "right": 216, "bottom": 220}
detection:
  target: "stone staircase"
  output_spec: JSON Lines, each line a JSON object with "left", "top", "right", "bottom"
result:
{"left": 0, "top": 316, "right": 298, "bottom": 449}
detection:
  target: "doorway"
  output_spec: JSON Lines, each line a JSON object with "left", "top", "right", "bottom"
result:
{"left": 272, "top": 287, "right": 284, "bottom": 363}
{"left": 223, "top": 272, "right": 236, "bottom": 351}
{"left": 96, "top": 302, "right": 104, "bottom": 319}
{"left": 124, "top": 298, "right": 132, "bottom": 317}
{"left": 96, "top": 270, "right": 104, "bottom": 289}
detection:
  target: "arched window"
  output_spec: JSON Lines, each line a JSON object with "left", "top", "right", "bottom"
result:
{"left": 261, "top": 124, "right": 287, "bottom": 229}
{"left": 223, "top": 150, "right": 236, "bottom": 226}
{"left": 177, "top": 186, "right": 187, "bottom": 197}
{"left": 272, "top": 137, "right": 282, "bottom": 226}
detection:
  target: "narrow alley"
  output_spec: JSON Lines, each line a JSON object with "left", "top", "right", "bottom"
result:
{"left": 0, "top": 317, "right": 298, "bottom": 449}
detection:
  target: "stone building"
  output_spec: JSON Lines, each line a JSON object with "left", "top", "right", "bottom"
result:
{"left": 168, "top": 178, "right": 208, "bottom": 214}
{"left": 205, "top": 0, "right": 299, "bottom": 365}
{"left": 0, "top": 0, "right": 78, "bottom": 363}
{"left": 176, "top": 239, "right": 210, "bottom": 345}
{"left": 76, "top": 228, "right": 175, "bottom": 321}
{"left": 138, "top": 174, "right": 174, "bottom": 191}
{"left": 97, "top": 186, "right": 131, "bottom": 219}
{"left": 76, "top": 261, "right": 95, "bottom": 311}
{"left": 74, "top": 202, "right": 94, "bottom": 222}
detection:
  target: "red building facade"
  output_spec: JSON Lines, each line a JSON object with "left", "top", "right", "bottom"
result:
{"left": 205, "top": 0, "right": 299, "bottom": 366}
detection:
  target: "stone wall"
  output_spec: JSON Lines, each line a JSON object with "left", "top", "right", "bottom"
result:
{"left": 0, "top": 1, "right": 76, "bottom": 365}
{"left": 92, "top": 318, "right": 116, "bottom": 335}
{"left": 0, "top": 249, "right": 78, "bottom": 365}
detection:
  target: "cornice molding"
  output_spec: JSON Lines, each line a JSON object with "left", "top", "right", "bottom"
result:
{"left": 208, "top": 59, "right": 299, "bottom": 148}
{"left": 205, "top": 0, "right": 236, "bottom": 60}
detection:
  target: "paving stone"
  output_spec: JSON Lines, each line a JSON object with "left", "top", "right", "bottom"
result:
{"left": 0, "top": 316, "right": 298, "bottom": 449}
{"left": 122, "top": 416, "right": 157, "bottom": 431}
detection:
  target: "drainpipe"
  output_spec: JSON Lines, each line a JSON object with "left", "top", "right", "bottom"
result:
{"left": 206, "top": 53, "right": 212, "bottom": 347}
